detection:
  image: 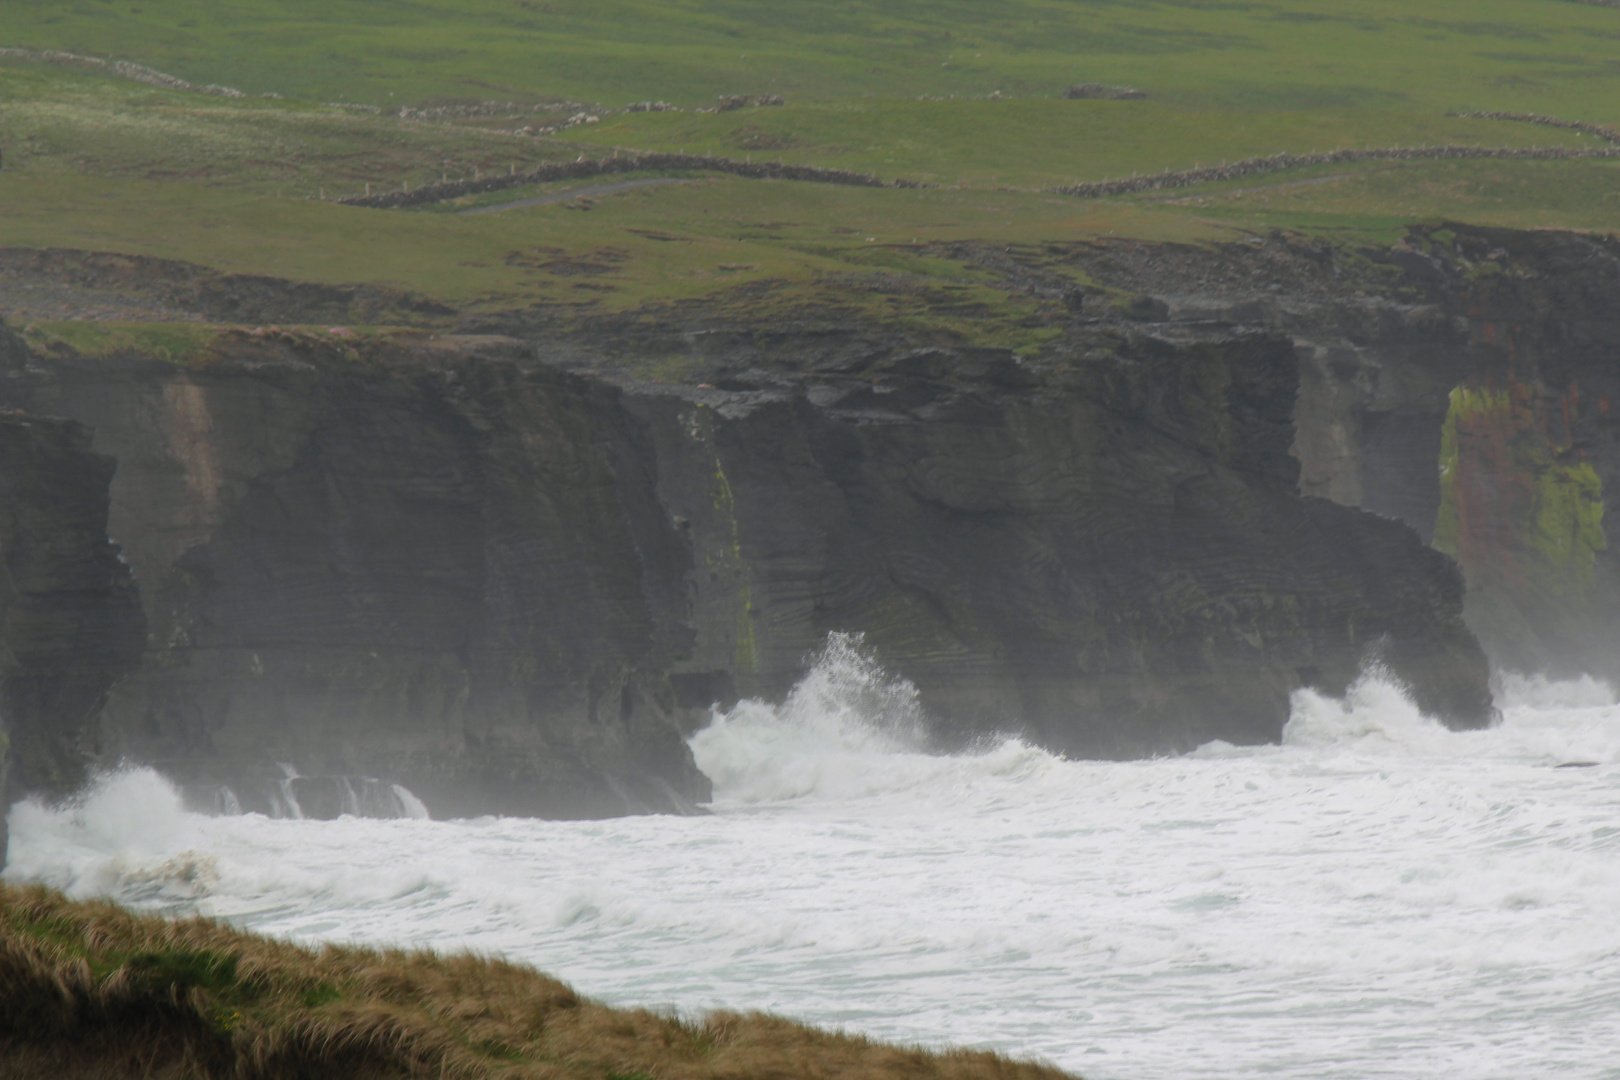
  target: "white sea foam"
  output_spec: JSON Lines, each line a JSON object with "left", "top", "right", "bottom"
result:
{"left": 5, "top": 767, "right": 195, "bottom": 899}
{"left": 689, "top": 632, "right": 1045, "bottom": 803}
{"left": 9, "top": 641, "right": 1620, "bottom": 1080}
{"left": 1497, "top": 671, "right": 1617, "bottom": 711}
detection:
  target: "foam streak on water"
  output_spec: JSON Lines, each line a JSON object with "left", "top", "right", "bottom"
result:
{"left": 9, "top": 644, "right": 1620, "bottom": 1080}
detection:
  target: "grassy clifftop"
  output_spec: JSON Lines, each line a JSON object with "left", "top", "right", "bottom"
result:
{"left": 8, "top": 0, "right": 1620, "bottom": 114}
{"left": 3, "top": 1, "right": 1620, "bottom": 350}
{"left": 0, "top": 883, "right": 1075, "bottom": 1080}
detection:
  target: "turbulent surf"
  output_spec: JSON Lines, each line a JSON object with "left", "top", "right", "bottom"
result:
{"left": 8, "top": 641, "right": 1620, "bottom": 1080}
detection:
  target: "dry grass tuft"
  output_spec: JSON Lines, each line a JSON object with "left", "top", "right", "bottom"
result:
{"left": 0, "top": 883, "right": 1083, "bottom": 1080}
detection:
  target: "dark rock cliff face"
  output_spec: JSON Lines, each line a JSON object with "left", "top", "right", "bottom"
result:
{"left": 0, "top": 335, "right": 707, "bottom": 820}
{"left": 621, "top": 328, "right": 1488, "bottom": 756}
{"left": 0, "top": 328, "right": 145, "bottom": 862}
{"left": 0, "top": 306, "right": 1491, "bottom": 818}
{"left": 1055, "top": 226, "right": 1620, "bottom": 684}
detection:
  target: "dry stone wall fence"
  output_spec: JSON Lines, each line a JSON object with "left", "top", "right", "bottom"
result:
{"left": 1052, "top": 145, "right": 1620, "bottom": 199}
{"left": 1447, "top": 111, "right": 1620, "bottom": 145}
{"left": 1062, "top": 84, "right": 1147, "bottom": 100}
{"left": 337, "top": 152, "right": 928, "bottom": 209}
{"left": 0, "top": 46, "right": 247, "bottom": 96}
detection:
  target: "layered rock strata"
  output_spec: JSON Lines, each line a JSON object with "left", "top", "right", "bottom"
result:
{"left": 0, "top": 333, "right": 708, "bottom": 820}
{"left": 0, "top": 328, "right": 145, "bottom": 861}
{"left": 0, "top": 312, "right": 1492, "bottom": 819}
{"left": 1050, "top": 225, "right": 1620, "bottom": 683}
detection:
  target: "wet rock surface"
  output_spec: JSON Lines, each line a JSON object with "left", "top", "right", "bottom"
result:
{"left": 0, "top": 248, "right": 453, "bottom": 326}
{"left": 0, "top": 327, "right": 145, "bottom": 860}
{"left": 0, "top": 300, "right": 1494, "bottom": 818}
{"left": 0, "top": 332, "right": 709, "bottom": 819}
{"left": 1035, "top": 225, "right": 1620, "bottom": 684}
{"left": 15, "top": 223, "right": 1613, "bottom": 819}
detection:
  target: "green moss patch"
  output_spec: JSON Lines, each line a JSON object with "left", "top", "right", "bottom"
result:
{"left": 1435, "top": 380, "right": 1607, "bottom": 593}
{"left": 21, "top": 322, "right": 226, "bottom": 366}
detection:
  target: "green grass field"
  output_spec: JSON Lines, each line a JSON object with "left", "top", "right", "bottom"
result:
{"left": 3, "top": 0, "right": 1620, "bottom": 352}
{"left": 9, "top": 0, "right": 1620, "bottom": 116}
{"left": 558, "top": 101, "right": 1602, "bottom": 189}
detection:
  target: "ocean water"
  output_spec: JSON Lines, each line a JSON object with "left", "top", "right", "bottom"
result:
{"left": 9, "top": 637, "right": 1620, "bottom": 1080}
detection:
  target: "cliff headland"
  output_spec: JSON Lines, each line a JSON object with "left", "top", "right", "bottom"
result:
{"left": 2, "top": 0, "right": 1619, "bottom": 831}
{"left": 3, "top": 4, "right": 1620, "bottom": 1078}
{"left": 12, "top": 222, "right": 1620, "bottom": 825}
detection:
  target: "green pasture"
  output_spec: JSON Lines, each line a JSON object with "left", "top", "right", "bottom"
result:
{"left": 12, "top": 149, "right": 1620, "bottom": 355}
{"left": 6, "top": 0, "right": 1620, "bottom": 119}
{"left": 560, "top": 100, "right": 1599, "bottom": 189}
{"left": 1134, "top": 157, "right": 1620, "bottom": 238}
{"left": 0, "top": 168, "right": 1220, "bottom": 349}
{"left": 1, "top": 0, "right": 1619, "bottom": 346}
{"left": 0, "top": 63, "right": 579, "bottom": 197}
{"left": 0, "top": 59, "right": 1605, "bottom": 198}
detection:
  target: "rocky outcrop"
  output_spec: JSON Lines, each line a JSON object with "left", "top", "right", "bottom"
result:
{"left": 0, "top": 327, "right": 145, "bottom": 863}
{"left": 1055, "top": 225, "right": 1620, "bottom": 684}
{"left": 1062, "top": 84, "right": 1147, "bottom": 100}
{"left": 11, "top": 225, "right": 1609, "bottom": 717}
{"left": 0, "top": 304, "right": 1492, "bottom": 819}
{"left": 1322, "top": 227, "right": 1620, "bottom": 682}
{"left": 0, "top": 248, "right": 456, "bottom": 326}
{"left": 0, "top": 332, "right": 709, "bottom": 820}
{"left": 619, "top": 326, "right": 1490, "bottom": 755}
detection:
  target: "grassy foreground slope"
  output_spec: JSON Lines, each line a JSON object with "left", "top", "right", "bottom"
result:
{"left": 0, "top": 883, "right": 1075, "bottom": 1080}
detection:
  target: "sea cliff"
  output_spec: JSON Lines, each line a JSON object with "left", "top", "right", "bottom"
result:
{"left": 1059, "top": 225, "right": 1620, "bottom": 684}
{"left": 0, "top": 331, "right": 144, "bottom": 861}
{"left": 12, "top": 224, "right": 1616, "bottom": 824}
{"left": 0, "top": 284, "right": 1495, "bottom": 820}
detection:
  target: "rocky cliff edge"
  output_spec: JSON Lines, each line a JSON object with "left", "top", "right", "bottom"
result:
{"left": 0, "top": 306, "right": 1491, "bottom": 821}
